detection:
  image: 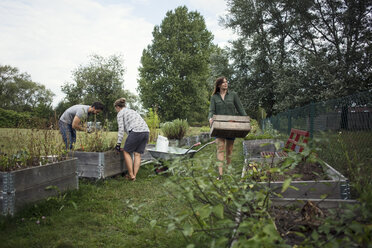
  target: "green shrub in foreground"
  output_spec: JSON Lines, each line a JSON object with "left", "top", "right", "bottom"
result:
{"left": 127, "top": 141, "right": 289, "bottom": 247}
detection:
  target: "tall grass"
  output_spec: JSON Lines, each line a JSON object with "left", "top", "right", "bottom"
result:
{"left": 0, "top": 128, "right": 119, "bottom": 153}
{"left": 0, "top": 128, "right": 66, "bottom": 171}
{"left": 0, "top": 128, "right": 120, "bottom": 171}
{"left": 315, "top": 130, "right": 372, "bottom": 197}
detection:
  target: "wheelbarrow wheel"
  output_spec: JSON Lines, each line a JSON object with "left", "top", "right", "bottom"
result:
{"left": 154, "top": 165, "right": 168, "bottom": 174}
{"left": 154, "top": 161, "right": 168, "bottom": 174}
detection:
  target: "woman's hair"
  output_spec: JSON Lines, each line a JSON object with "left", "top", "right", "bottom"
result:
{"left": 212, "top": 76, "right": 226, "bottom": 95}
{"left": 114, "top": 98, "right": 126, "bottom": 108}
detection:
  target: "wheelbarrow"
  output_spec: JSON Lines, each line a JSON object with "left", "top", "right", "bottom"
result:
{"left": 147, "top": 140, "right": 216, "bottom": 174}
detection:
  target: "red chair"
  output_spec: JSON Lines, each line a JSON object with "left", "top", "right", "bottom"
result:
{"left": 260, "top": 129, "right": 310, "bottom": 158}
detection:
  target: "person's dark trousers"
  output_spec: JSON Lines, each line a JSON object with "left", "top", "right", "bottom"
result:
{"left": 59, "top": 120, "right": 76, "bottom": 150}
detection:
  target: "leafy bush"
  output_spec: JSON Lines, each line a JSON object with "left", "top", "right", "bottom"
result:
{"left": 127, "top": 144, "right": 287, "bottom": 247}
{"left": 161, "top": 119, "right": 189, "bottom": 140}
{"left": 245, "top": 119, "right": 278, "bottom": 140}
{"left": 199, "top": 125, "right": 210, "bottom": 133}
{"left": 127, "top": 140, "right": 372, "bottom": 247}
{"left": 0, "top": 108, "right": 50, "bottom": 128}
{"left": 145, "top": 108, "right": 160, "bottom": 142}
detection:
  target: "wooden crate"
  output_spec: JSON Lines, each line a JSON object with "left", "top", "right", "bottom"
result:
{"left": 210, "top": 115, "right": 251, "bottom": 138}
{"left": 0, "top": 158, "right": 78, "bottom": 216}
{"left": 70, "top": 151, "right": 127, "bottom": 179}
{"left": 243, "top": 139, "right": 284, "bottom": 157}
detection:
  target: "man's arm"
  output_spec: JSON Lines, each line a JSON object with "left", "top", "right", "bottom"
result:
{"left": 72, "top": 116, "right": 85, "bottom": 131}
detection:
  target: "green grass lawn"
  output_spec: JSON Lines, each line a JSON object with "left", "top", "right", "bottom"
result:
{"left": 0, "top": 164, "right": 187, "bottom": 248}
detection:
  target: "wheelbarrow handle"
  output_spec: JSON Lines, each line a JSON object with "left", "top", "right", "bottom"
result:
{"left": 184, "top": 142, "right": 202, "bottom": 154}
{"left": 194, "top": 140, "right": 216, "bottom": 153}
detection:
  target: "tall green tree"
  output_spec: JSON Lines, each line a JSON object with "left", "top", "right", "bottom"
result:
{"left": 137, "top": 6, "right": 215, "bottom": 123}
{"left": 223, "top": 0, "right": 372, "bottom": 116}
{"left": 209, "top": 46, "right": 234, "bottom": 92}
{"left": 0, "top": 65, "right": 54, "bottom": 116}
{"left": 61, "top": 54, "right": 131, "bottom": 122}
{"left": 222, "top": 0, "right": 290, "bottom": 117}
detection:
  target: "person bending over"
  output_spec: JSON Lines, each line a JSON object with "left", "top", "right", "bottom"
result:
{"left": 59, "top": 102, "right": 104, "bottom": 150}
{"left": 114, "top": 98, "right": 149, "bottom": 181}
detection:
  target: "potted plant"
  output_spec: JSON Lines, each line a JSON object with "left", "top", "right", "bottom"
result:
{"left": 161, "top": 119, "right": 189, "bottom": 147}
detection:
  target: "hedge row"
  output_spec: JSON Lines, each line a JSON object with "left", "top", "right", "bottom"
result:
{"left": 0, "top": 108, "right": 50, "bottom": 128}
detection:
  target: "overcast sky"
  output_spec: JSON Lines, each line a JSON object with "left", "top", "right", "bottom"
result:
{"left": 0, "top": 0, "right": 235, "bottom": 107}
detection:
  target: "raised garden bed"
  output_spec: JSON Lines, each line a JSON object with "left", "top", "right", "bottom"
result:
{"left": 244, "top": 158, "right": 350, "bottom": 200}
{"left": 70, "top": 151, "right": 126, "bottom": 179}
{"left": 0, "top": 158, "right": 78, "bottom": 216}
{"left": 243, "top": 139, "right": 351, "bottom": 200}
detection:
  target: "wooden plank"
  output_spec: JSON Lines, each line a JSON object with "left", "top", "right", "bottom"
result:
{"left": 212, "top": 115, "right": 250, "bottom": 123}
{"left": 212, "top": 122, "right": 251, "bottom": 131}
{"left": 72, "top": 151, "right": 127, "bottom": 179}
{"left": 14, "top": 173, "right": 78, "bottom": 209}
{"left": 0, "top": 158, "right": 78, "bottom": 215}
{"left": 210, "top": 122, "right": 251, "bottom": 138}
{"left": 12, "top": 159, "right": 77, "bottom": 191}
{"left": 243, "top": 139, "right": 284, "bottom": 157}
{"left": 103, "top": 151, "right": 126, "bottom": 178}
{"left": 271, "top": 198, "right": 358, "bottom": 208}
{"left": 76, "top": 165, "right": 100, "bottom": 178}
{"left": 72, "top": 151, "right": 101, "bottom": 178}
{"left": 264, "top": 180, "right": 343, "bottom": 199}
{"left": 291, "top": 128, "right": 310, "bottom": 136}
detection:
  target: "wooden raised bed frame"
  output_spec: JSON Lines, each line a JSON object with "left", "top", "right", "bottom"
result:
{"left": 0, "top": 158, "right": 78, "bottom": 216}
{"left": 244, "top": 158, "right": 350, "bottom": 200}
{"left": 70, "top": 150, "right": 127, "bottom": 179}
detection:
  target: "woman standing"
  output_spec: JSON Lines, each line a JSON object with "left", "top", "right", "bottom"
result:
{"left": 208, "top": 77, "right": 247, "bottom": 179}
{"left": 114, "top": 98, "right": 150, "bottom": 181}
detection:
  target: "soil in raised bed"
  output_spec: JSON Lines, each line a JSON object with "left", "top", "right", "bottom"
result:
{"left": 270, "top": 201, "right": 329, "bottom": 246}
{"left": 276, "top": 161, "right": 329, "bottom": 181}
